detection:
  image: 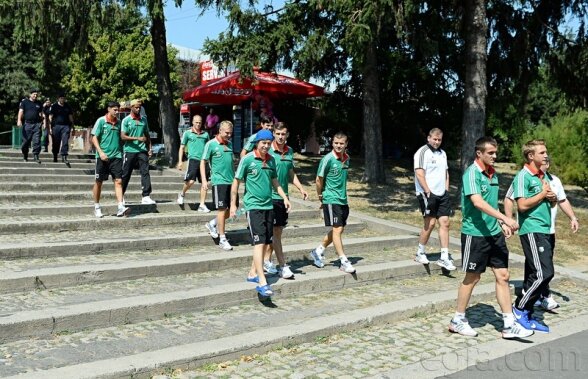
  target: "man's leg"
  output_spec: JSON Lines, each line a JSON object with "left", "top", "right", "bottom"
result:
{"left": 21, "top": 125, "right": 32, "bottom": 159}
{"left": 331, "top": 226, "right": 345, "bottom": 258}
{"left": 114, "top": 178, "right": 124, "bottom": 204}
{"left": 138, "top": 152, "right": 152, "bottom": 197}
{"left": 273, "top": 226, "right": 285, "bottom": 266}
{"left": 93, "top": 180, "right": 103, "bottom": 203}
{"left": 32, "top": 124, "right": 42, "bottom": 155}
{"left": 456, "top": 272, "right": 481, "bottom": 313}
{"left": 60, "top": 125, "right": 70, "bottom": 157}
{"left": 51, "top": 126, "right": 60, "bottom": 161}
{"left": 492, "top": 267, "right": 512, "bottom": 313}
{"left": 121, "top": 153, "right": 136, "bottom": 195}
{"left": 415, "top": 216, "right": 436, "bottom": 263}
{"left": 217, "top": 209, "right": 229, "bottom": 235}
{"left": 199, "top": 183, "right": 207, "bottom": 206}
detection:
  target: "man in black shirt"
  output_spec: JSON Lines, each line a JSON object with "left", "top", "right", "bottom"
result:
{"left": 16, "top": 88, "right": 44, "bottom": 163}
{"left": 49, "top": 93, "right": 74, "bottom": 165}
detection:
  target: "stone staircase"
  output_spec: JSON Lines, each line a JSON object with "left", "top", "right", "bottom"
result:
{"left": 0, "top": 148, "right": 584, "bottom": 378}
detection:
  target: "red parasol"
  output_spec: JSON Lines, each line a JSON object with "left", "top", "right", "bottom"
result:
{"left": 182, "top": 69, "right": 324, "bottom": 105}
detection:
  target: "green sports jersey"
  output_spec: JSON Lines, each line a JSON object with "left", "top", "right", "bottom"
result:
{"left": 121, "top": 114, "right": 149, "bottom": 153}
{"left": 461, "top": 160, "right": 502, "bottom": 236}
{"left": 243, "top": 133, "right": 257, "bottom": 153}
{"left": 201, "top": 137, "right": 234, "bottom": 185}
{"left": 269, "top": 143, "right": 295, "bottom": 200}
{"left": 317, "top": 151, "right": 349, "bottom": 205}
{"left": 181, "top": 129, "right": 209, "bottom": 160}
{"left": 512, "top": 165, "right": 552, "bottom": 235}
{"left": 235, "top": 150, "right": 277, "bottom": 210}
{"left": 91, "top": 115, "right": 122, "bottom": 159}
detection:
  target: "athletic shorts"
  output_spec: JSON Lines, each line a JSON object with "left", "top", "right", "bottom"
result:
{"left": 322, "top": 203, "right": 349, "bottom": 227}
{"left": 247, "top": 209, "right": 274, "bottom": 245}
{"left": 95, "top": 158, "right": 123, "bottom": 181}
{"left": 461, "top": 233, "right": 509, "bottom": 273}
{"left": 184, "top": 159, "right": 209, "bottom": 183}
{"left": 212, "top": 184, "right": 231, "bottom": 210}
{"left": 417, "top": 192, "right": 451, "bottom": 218}
{"left": 272, "top": 199, "right": 289, "bottom": 227}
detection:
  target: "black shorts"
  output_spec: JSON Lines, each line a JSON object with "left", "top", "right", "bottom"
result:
{"left": 272, "top": 199, "right": 289, "bottom": 227}
{"left": 247, "top": 209, "right": 274, "bottom": 245}
{"left": 461, "top": 233, "right": 509, "bottom": 273}
{"left": 212, "top": 184, "right": 232, "bottom": 210}
{"left": 184, "top": 159, "right": 209, "bottom": 183}
{"left": 322, "top": 203, "right": 349, "bottom": 227}
{"left": 95, "top": 158, "right": 123, "bottom": 181}
{"left": 417, "top": 192, "right": 451, "bottom": 218}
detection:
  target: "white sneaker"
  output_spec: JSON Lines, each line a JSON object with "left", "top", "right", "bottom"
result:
{"left": 502, "top": 321, "right": 534, "bottom": 339}
{"left": 94, "top": 207, "right": 103, "bottom": 218}
{"left": 198, "top": 204, "right": 211, "bottom": 213}
{"left": 310, "top": 249, "right": 325, "bottom": 268}
{"left": 448, "top": 317, "right": 478, "bottom": 337}
{"left": 177, "top": 193, "right": 184, "bottom": 205}
{"left": 205, "top": 222, "right": 219, "bottom": 238}
{"left": 415, "top": 252, "right": 430, "bottom": 264}
{"left": 263, "top": 261, "right": 278, "bottom": 275}
{"left": 280, "top": 265, "right": 294, "bottom": 279}
{"left": 436, "top": 258, "right": 456, "bottom": 271}
{"left": 218, "top": 239, "right": 233, "bottom": 251}
{"left": 141, "top": 196, "right": 156, "bottom": 205}
{"left": 116, "top": 206, "right": 130, "bottom": 217}
{"left": 339, "top": 259, "right": 356, "bottom": 274}
{"left": 539, "top": 296, "right": 559, "bottom": 311}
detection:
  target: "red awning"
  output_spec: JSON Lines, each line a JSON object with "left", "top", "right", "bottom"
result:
{"left": 182, "top": 69, "right": 324, "bottom": 105}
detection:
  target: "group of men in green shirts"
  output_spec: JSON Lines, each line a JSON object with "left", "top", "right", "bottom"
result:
{"left": 450, "top": 137, "right": 579, "bottom": 339}
{"left": 91, "top": 99, "right": 154, "bottom": 218}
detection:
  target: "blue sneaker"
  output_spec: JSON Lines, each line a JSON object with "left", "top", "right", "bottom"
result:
{"left": 246, "top": 276, "right": 259, "bottom": 283}
{"left": 513, "top": 306, "right": 550, "bottom": 333}
{"left": 256, "top": 284, "right": 273, "bottom": 297}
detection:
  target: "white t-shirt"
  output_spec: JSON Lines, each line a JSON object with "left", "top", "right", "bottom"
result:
{"left": 413, "top": 144, "right": 448, "bottom": 196}
{"left": 506, "top": 173, "right": 566, "bottom": 234}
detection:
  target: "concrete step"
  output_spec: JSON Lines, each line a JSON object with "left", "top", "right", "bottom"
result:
{"left": 0, "top": 208, "right": 318, "bottom": 234}
{"left": 0, "top": 190, "right": 192, "bottom": 203}
{"left": 0, "top": 181, "right": 195, "bottom": 192}
{"left": 0, "top": 160, "right": 97, "bottom": 169}
{"left": 0, "top": 268, "right": 557, "bottom": 378}
{"left": 0, "top": 220, "right": 368, "bottom": 259}
{"left": 0, "top": 151, "right": 94, "bottom": 160}
{"left": 0, "top": 257, "right": 465, "bottom": 344}
{"left": 0, "top": 166, "right": 173, "bottom": 176}
{"left": 0, "top": 173, "right": 185, "bottom": 184}
{"left": 0, "top": 236, "right": 417, "bottom": 293}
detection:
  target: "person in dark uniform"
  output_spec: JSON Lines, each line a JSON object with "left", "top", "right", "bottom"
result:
{"left": 16, "top": 88, "right": 44, "bottom": 163}
{"left": 42, "top": 99, "right": 51, "bottom": 152}
{"left": 49, "top": 93, "right": 74, "bottom": 165}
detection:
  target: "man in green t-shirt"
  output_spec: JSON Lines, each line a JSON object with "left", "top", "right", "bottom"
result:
{"left": 121, "top": 99, "right": 155, "bottom": 205}
{"left": 309, "top": 132, "right": 356, "bottom": 274}
{"left": 261, "top": 122, "right": 309, "bottom": 280}
{"left": 201, "top": 121, "right": 236, "bottom": 251}
{"left": 511, "top": 139, "right": 557, "bottom": 333}
{"left": 91, "top": 101, "right": 129, "bottom": 218}
{"left": 176, "top": 114, "right": 210, "bottom": 212}
{"left": 231, "top": 129, "right": 291, "bottom": 297}
{"left": 449, "top": 136, "right": 532, "bottom": 340}
{"left": 239, "top": 115, "right": 274, "bottom": 158}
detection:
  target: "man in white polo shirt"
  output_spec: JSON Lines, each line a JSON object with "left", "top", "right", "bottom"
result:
{"left": 413, "top": 128, "right": 455, "bottom": 270}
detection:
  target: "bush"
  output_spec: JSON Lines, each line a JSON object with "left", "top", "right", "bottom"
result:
{"left": 511, "top": 111, "right": 588, "bottom": 192}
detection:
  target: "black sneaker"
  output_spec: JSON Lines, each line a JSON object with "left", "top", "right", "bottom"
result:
{"left": 33, "top": 154, "right": 41, "bottom": 164}
{"left": 62, "top": 156, "right": 70, "bottom": 167}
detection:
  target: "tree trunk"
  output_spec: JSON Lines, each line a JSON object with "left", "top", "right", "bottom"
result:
{"left": 460, "top": 0, "right": 488, "bottom": 172}
{"left": 149, "top": 0, "right": 179, "bottom": 167}
{"left": 361, "top": 41, "right": 386, "bottom": 184}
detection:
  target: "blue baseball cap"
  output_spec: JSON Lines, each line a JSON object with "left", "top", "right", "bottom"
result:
{"left": 254, "top": 129, "right": 274, "bottom": 142}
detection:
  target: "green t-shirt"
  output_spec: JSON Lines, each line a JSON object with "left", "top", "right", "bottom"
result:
{"left": 269, "top": 144, "right": 295, "bottom": 200}
{"left": 235, "top": 151, "right": 278, "bottom": 210}
{"left": 317, "top": 151, "right": 349, "bottom": 205}
{"left": 121, "top": 114, "right": 149, "bottom": 153}
{"left": 512, "top": 166, "right": 552, "bottom": 235}
{"left": 201, "top": 137, "right": 235, "bottom": 185}
{"left": 181, "top": 129, "right": 209, "bottom": 160}
{"left": 91, "top": 116, "right": 122, "bottom": 159}
{"left": 243, "top": 133, "right": 257, "bottom": 153}
{"left": 461, "top": 161, "right": 502, "bottom": 236}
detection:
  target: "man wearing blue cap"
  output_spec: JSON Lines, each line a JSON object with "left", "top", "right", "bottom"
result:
{"left": 231, "top": 129, "right": 291, "bottom": 297}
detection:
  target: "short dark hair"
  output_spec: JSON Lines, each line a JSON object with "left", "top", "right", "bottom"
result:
{"left": 475, "top": 136, "right": 497, "bottom": 153}
{"left": 107, "top": 101, "right": 119, "bottom": 109}
{"left": 273, "top": 122, "right": 288, "bottom": 131}
{"left": 260, "top": 115, "right": 273, "bottom": 124}
{"left": 333, "top": 131, "right": 348, "bottom": 141}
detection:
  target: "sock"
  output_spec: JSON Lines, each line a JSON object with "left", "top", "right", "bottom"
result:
{"left": 503, "top": 313, "right": 514, "bottom": 328}
{"left": 210, "top": 218, "right": 217, "bottom": 227}
{"left": 453, "top": 312, "right": 466, "bottom": 322}
{"left": 417, "top": 243, "right": 426, "bottom": 255}
{"left": 316, "top": 245, "right": 325, "bottom": 255}
{"left": 339, "top": 255, "right": 348, "bottom": 262}
{"left": 220, "top": 234, "right": 227, "bottom": 241}
{"left": 94, "top": 203, "right": 100, "bottom": 209}
{"left": 118, "top": 202, "right": 124, "bottom": 209}
{"left": 179, "top": 192, "right": 185, "bottom": 197}
{"left": 440, "top": 248, "right": 449, "bottom": 260}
